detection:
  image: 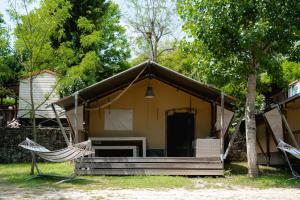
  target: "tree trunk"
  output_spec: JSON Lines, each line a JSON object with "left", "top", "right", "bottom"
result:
{"left": 29, "top": 75, "right": 36, "bottom": 175}
{"left": 245, "top": 70, "right": 259, "bottom": 177}
{"left": 152, "top": 38, "right": 158, "bottom": 62}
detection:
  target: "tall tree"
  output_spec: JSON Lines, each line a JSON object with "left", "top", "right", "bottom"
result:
{"left": 51, "top": 0, "right": 130, "bottom": 96}
{"left": 178, "top": 0, "right": 300, "bottom": 177}
{"left": 126, "top": 0, "right": 179, "bottom": 62}
{"left": 9, "top": 0, "right": 71, "bottom": 174}
{"left": 0, "top": 13, "right": 17, "bottom": 92}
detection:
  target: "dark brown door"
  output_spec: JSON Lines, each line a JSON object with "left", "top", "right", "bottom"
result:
{"left": 167, "top": 112, "right": 195, "bottom": 157}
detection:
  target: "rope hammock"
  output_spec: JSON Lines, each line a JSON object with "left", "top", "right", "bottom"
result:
{"left": 277, "top": 140, "right": 300, "bottom": 179}
{"left": 19, "top": 138, "right": 93, "bottom": 162}
{"left": 278, "top": 140, "right": 300, "bottom": 160}
{"left": 18, "top": 137, "right": 93, "bottom": 184}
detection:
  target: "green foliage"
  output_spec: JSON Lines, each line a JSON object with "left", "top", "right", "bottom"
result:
{"left": 12, "top": 0, "right": 71, "bottom": 75}
{"left": 0, "top": 14, "right": 17, "bottom": 86}
{"left": 178, "top": 0, "right": 300, "bottom": 109}
{"left": 51, "top": 0, "right": 130, "bottom": 96}
{"left": 282, "top": 60, "right": 300, "bottom": 84}
{"left": 0, "top": 86, "right": 15, "bottom": 97}
{"left": 159, "top": 41, "right": 205, "bottom": 81}
{"left": 130, "top": 40, "right": 205, "bottom": 82}
{"left": 288, "top": 41, "right": 300, "bottom": 62}
{"left": 2, "top": 97, "right": 16, "bottom": 105}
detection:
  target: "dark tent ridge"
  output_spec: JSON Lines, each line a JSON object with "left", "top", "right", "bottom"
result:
{"left": 54, "top": 60, "right": 235, "bottom": 110}
{"left": 276, "top": 93, "right": 300, "bottom": 107}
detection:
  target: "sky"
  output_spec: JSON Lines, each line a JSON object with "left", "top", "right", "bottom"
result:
{"left": 0, "top": 0, "right": 12, "bottom": 27}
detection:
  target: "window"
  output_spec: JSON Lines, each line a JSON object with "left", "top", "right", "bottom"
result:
{"left": 104, "top": 109, "right": 133, "bottom": 131}
{"left": 288, "top": 83, "right": 300, "bottom": 97}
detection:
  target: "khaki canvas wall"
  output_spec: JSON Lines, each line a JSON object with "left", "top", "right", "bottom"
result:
{"left": 256, "top": 120, "right": 277, "bottom": 153}
{"left": 286, "top": 98, "right": 300, "bottom": 145}
{"left": 88, "top": 79, "right": 215, "bottom": 149}
{"left": 66, "top": 105, "right": 85, "bottom": 142}
{"left": 216, "top": 105, "right": 234, "bottom": 131}
{"left": 286, "top": 98, "right": 300, "bottom": 131}
{"left": 264, "top": 108, "right": 284, "bottom": 142}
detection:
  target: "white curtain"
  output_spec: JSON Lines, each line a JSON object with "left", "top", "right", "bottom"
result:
{"left": 104, "top": 109, "right": 133, "bottom": 131}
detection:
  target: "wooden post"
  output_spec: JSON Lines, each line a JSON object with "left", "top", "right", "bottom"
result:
{"left": 74, "top": 92, "right": 79, "bottom": 144}
{"left": 210, "top": 101, "right": 217, "bottom": 137}
{"left": 220, "top": 92, "right": 225, "bottom": 155}
{"left": 51, "top": 104, "right": 69, "bottom": 145}
{"left": 83, "top": 102, "right": 89, "bottom": 141}
{"left": 277, "top": 105, "right": 299, "bottom": 148}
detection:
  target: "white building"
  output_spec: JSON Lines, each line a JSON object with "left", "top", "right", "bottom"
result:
{"left": 288, "top": 79, "right": 300, "bottom": 98}
{"left": 18, "top": 70, "right": 64, "bottom": 119}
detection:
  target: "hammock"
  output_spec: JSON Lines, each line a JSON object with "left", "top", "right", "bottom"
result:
{"left": 277, "top": 140, "right": 300, "bottom": 179}
{"left": 278, "top": 140, "right": 300, "bottom": 160}
{"left": 19, "top": 138, "right": 93, "bottom": 162}
{"left": 19, "top": 138, "right": 93, "bottom": 183}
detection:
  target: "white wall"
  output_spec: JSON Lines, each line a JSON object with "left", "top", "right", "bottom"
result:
{"left": 18, "top": 72, "right": 64, "bottom": 118}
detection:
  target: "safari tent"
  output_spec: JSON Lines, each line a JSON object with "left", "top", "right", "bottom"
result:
{"left": 255, "top": 94, "right": 300, "bottom": 165}
{"left": 54, "top": 61, "right": 235, "bottom": 176}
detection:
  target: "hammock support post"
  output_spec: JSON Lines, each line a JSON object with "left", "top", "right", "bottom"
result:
{"left": 74, "top": 92, "right": 79, "bottom": 144}
{"left": 220, "top": 92, "right": 225, "bottom": 161}
{"left": 51, "top": 104, "right": 70, "bottom": 145}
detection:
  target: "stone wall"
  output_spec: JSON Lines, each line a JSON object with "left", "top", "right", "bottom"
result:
{"left": 0, "top": 128, "right": 70, "bottom": 163}
{"left": 227, "top": 133, "right": 247, "bottom": 162}
{"left": 0, "top": 126, "right": 247, "bottom": 163}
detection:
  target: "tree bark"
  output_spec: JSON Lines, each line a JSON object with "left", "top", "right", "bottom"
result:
{"left": 245, "top": 69, "right": 259, "bottom": 177}
{"left": 29, "top": 75, "right": 36, "bottom": 175}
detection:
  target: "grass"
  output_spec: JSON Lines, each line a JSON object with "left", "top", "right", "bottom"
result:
{"left": 0, "top": 162, "right": 299, "bottom": 190}
{"left": 203, "top": 162, "right": 300, "bottom": 189}
{"left": 0, "top": 162, "right": 193, "bottom": 189}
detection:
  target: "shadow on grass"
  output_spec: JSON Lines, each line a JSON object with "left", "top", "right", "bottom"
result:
{"left": 222, "top": 162, "right": 300, "bottom": 188}
{"left": 1, "top": 174, "right": 99, "bottom": 189}
{"left": 225, "top": 163, "right": 248, "bottom": 174}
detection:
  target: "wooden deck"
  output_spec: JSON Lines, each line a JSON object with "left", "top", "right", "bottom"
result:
{"left": 75, "top": 157, "right": 224, "bottom": 176}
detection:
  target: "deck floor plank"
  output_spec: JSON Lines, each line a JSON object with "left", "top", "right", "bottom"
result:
{"left": 76, "top": 162, "right": 223, "bottom": 169}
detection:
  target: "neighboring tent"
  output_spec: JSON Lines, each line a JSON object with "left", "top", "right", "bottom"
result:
{"left": 18, "top": 70, "right": 64, "bottom": 119}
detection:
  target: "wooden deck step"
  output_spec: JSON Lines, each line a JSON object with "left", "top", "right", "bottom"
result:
{"left": 75, "top": 157, "right": 224, "bottom": 176}
{"left": 76, "top": 169, "right": 224, "bottom": 176}
{"left": 79, "top": 157, "right": 221, "bottom": 163}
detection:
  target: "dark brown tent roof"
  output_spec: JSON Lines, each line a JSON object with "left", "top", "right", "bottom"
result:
{"left": 54, "top": 61, "right": 235, "bottom": 110}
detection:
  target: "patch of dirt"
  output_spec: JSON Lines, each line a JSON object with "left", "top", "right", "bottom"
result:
{"left": 1, "top": 184, "right": 300, "bottom": 200}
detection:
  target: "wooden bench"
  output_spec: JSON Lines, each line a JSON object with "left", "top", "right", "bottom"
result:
{"left": 91, "top": 145, "right": 139, "bottom": 157}
{"left": 89, "top": 137, "right": 146, "bottom": 157}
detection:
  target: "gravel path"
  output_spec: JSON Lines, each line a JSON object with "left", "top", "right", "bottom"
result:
{"left": 1, "top": 186, "right": 300, "bottom": 200}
